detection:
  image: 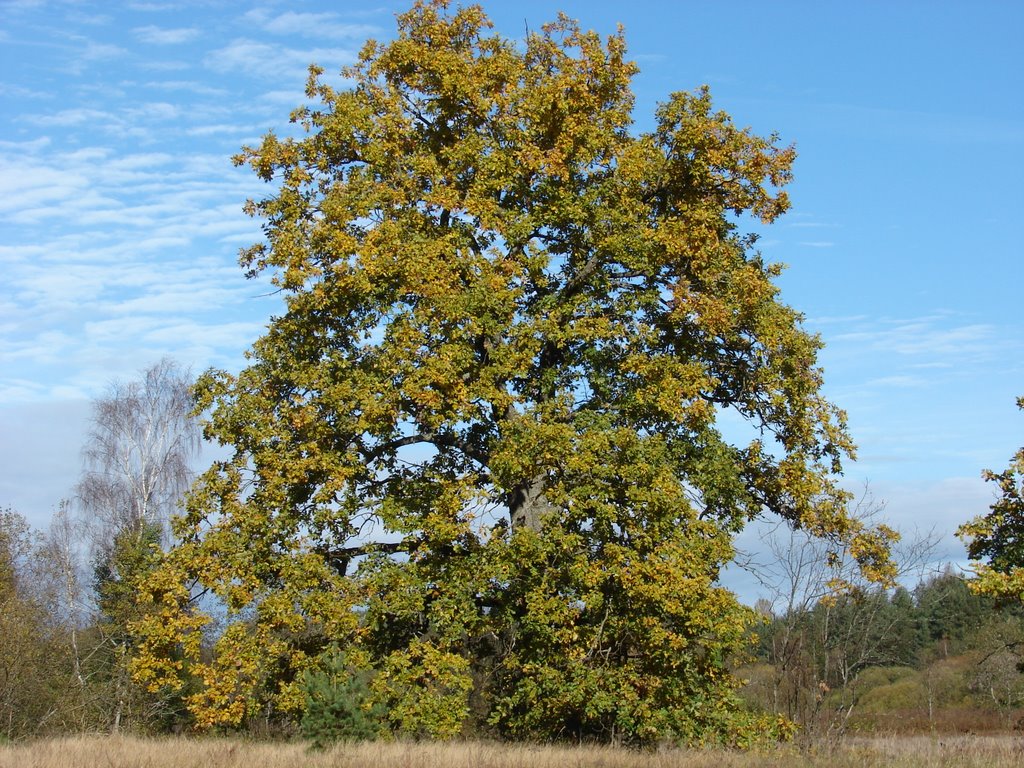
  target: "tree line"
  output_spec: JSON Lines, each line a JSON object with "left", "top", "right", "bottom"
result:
{"left": 744, "top": 568, "right": 1024, "bottom": 737}
{"left": 1, "top": 359, "right": 198, "bottom": 737}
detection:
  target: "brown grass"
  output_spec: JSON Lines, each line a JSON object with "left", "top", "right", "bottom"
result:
{"left": 1, "top": 734, "right": 1023, "bottom": 768}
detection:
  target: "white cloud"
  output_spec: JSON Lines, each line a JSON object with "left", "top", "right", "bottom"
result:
{"left": 205, "top": 38, "right": 355, "bottom": 83}
{"left": 81, "top": 315, "right": 169, "bottom": 341}
{"left": 139, "top": 60, "right": 190, "bottom": 72}
{"left": 21, "top": 90, "right": 229, "bottom": 152}
{"left": 66, "top": 11, "right": 112, "bottom": 26}
{"left": 133, "top": 25, "right": 200, "bottom": 45}
{"left": 24, "top": 107, "right": 156, "bottom": 141}
{"left": 31, "top": 107, "right": 115, "bottom": 127}
{"left": 147, "top": 80, "right": 229, "bottom": 97}
{"left": 0, "top": 138, "right": 271, "bottom": 383}
{"left": 104, "top": 152, "right": 175, "bottom": 170}
{"left": 864, "top": 375, "right": 923, "bottom": 388}
{"left": 143, "top": 320, "right": 265, "bottom": 347}
{"left": 260, "top": 88, "right": 307, "bottom": 106}
{"left": 186, "top": 123, "right": 249, "bottom": 137}
{"left": 78, "top": 41, "right": 123, "bottom": 62}
{"left": 831, "top": 317, "right": 997, "bottom": 359}
{"left": 244, "top": 9, "right": 379, "bottom": 40}
{"left": 0, "top": 137, "right": 50, "bottom": 153}
{"left": 0, "top": 164, "right": 91, "bottom": 212}
{"left": 125, "top": 101, "right": 181, "bottom": 121}
{"left": 0, "top": 82, "right": 52, "bottom": 99}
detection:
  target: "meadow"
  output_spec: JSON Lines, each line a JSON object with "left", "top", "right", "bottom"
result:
{"left": 2, "top": 735, "right": 1023, "bottom": 768}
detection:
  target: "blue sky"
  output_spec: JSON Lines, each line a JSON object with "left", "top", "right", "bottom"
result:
{"left": 2, "top": 1, "right": 1022, "bottom": 599}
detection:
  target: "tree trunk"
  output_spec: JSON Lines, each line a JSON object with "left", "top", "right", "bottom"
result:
{"left": 509, "top": 472, "right": 555, "bottom": 533}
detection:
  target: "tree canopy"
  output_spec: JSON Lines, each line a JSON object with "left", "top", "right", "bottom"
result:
{"left": 960, "top": 397, "right": 1024, "bottom": 601}
{"left": 133, "top": 0, "right": 894, "bottom": 745}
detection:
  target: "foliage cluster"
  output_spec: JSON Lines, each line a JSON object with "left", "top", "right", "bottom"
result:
{"left": 959, "top": 397, "right": 1024, "bottom": 601}
{"left": 0, "top": 506, "right": 187, "bottom": 738}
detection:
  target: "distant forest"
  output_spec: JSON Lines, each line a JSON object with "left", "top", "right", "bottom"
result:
{"left": 742, "top": 568, "right": 1024, "bottom": 735}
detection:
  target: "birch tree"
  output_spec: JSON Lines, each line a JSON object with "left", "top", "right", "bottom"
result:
{"left": 76, "top": 358, "right": 199, "bottom": 733}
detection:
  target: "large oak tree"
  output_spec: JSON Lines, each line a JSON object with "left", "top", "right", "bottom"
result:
{"left": 134, "top": 1, "right": 893, "bottom": 745}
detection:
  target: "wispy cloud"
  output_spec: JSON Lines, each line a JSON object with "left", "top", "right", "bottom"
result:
{"left": 185, "top": 123, "right": 250, "bottom": 137}
{"left": 811, "top": 311, "right": 1023, "bottom": 489}
{"left": 66, "top": 11, "right": 112, "bottom": 26}
{"left": 0, "top": 133, "right": 273, "bottom": 409}
{"left": 138, "top": 59, "right": 190, "bottom": 72}
{"left": 22, "top": 97, "right": 194, "bottom": 144}
{"left": 806, "top": 314, "right": 869, "bottom": 325}
{"left": 0, "top": 82, "right": 51, "bottom": 99}
{"left": 244, "top": 9, "right": 379, "bottom": 40}
{"left": 133, "top": 25, "right": 200, "bottom": 44}
{"left": 2, "top": 0, "right": 46, "bottom": 12}
{"left": 126, "top": 2, "right": 180, "bottom": 10}
{"left": 205, "top": 38, "right": 356, "bottom": 82}
{"left": 864, "top": 375, "right": 923, "bottom": 388}
{"left": 65, "top": 39, "right": 127, "bottom": 74}
{"left": 146, "top": 80, "right": 228, "bottom": 97}
{"left": 830, "top": 316, "right": 998, "bottom": 359}
{"left": 125, "top": 101, "right": 181, "bottom": 121}
{"left": 261, "top": 88, "right": 308, "bottom": 106}
{"left": 30, "top": 107, "right": 115, "bottom": 127}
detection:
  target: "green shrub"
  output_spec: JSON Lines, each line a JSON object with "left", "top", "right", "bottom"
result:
{"left": 301, "top": 651, "right": 385, "bottom": 748}
{"left": 858, "top": 677, "right": 927, "bottom": 712}
{"left": 852, "top": 665, "right": 917, "bottom": 692}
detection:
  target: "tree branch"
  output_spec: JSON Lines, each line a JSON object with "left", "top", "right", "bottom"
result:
{"left": 316, "top": 540, "right": 413, "bottom": 576}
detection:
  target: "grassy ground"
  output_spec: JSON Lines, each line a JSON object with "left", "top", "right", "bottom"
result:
{"left": 2, "top": 735, "right": 1024, "bottom": 768}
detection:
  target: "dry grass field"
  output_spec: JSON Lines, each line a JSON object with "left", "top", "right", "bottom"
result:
{"left": 1, "top": 735, "right": 1023, "bottom": 768}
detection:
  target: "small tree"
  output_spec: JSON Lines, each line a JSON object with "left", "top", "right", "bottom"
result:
{"left": 968, "top": 615, "right": 1024, "bottom": 728}
{"left": 959, "top": 396, "right": 1024, "bottom": 601}
{"left": 750, "top": 490, "right": 934, "bottom": 736}
{"left": 0, "top": 508, "right": 67, "bottom": 738}
{"left": 301, "top": 651, "right": 386, "bottom": 747}
{"left": 36, "top": 500, "right": 92, "bottom": 731}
